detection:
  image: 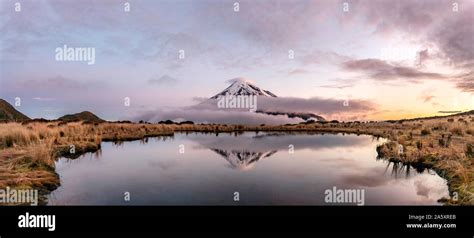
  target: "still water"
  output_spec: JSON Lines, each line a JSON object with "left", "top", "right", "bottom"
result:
{"left": 48, "top": 132, "right": 449, "bottom": 205}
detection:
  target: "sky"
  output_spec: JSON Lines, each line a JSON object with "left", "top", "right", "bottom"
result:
{"left": 0, "top": 0, "right": 473, "bottom": 123}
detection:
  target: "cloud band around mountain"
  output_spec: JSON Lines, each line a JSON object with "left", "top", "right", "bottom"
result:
{"left": 133, "top": 96, "right": 378, "bottom": 124}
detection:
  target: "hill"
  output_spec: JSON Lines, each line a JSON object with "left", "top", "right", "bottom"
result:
{"left": 58, "top": 111, "right": 104, "bottom": 122}
{"left": 0, "top": 98, "right": 30, "bottom": 121}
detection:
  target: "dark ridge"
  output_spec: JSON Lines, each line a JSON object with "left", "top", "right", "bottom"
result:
{"left": 0, "top": 98, "right": 30, "bottom": 122}
{"left": 256, "top": 110, "right": 326, "bottom": 122}
{"left": 58, "top": 111, "right": 105, "bottom": 122}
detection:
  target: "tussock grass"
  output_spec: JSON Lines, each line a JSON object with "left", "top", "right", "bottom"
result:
{"left": 371, "top": 116, "right": 473, "bottom": 204}
{"left": 0, "top": 122, "right": 174, "bottom": 204}
{"left": 1, "top": 116, "right": 473, "bottom": 205}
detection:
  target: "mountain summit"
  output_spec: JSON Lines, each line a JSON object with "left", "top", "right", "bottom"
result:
{"left": 208, "top": 78, "right": 325, "bottom": 122}
{"left": 210, "top": 78, "right": 277, "bottom": 99}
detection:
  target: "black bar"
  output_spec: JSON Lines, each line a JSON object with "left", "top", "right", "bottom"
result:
{"left": 0, "top": 206, "right": 472, "bottom": 234}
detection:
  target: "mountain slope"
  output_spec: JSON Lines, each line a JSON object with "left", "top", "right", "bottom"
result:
{"left": 0, "top": 99, "right": 30, "bottom": 121}
{"left": 210, "top": 77, "right": 277, "bottom": 99}
{"left": 58, "top": 111, "right": 104, "bottom": 122}
{"left": 256, "top": 111, "right": 326, "bottom": 122}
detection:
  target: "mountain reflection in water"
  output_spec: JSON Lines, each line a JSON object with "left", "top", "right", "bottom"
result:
{"left": 48, "top": 132, "right": 450, "bottom": 205}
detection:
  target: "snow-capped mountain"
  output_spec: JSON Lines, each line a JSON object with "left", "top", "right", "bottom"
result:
{"left": 208, "top": 77, "right": 326, "bottom": 122}
{"left": 210, "top": 77, "right": 277, "bottom": 99}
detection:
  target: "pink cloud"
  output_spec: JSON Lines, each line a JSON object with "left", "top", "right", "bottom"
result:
{"left": 342, "top": 58, "right": 446, "bottom": 82}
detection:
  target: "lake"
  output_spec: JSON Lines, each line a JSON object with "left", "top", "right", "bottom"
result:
{"left": 47, "top": 132, "right": 449, "bottom": 205}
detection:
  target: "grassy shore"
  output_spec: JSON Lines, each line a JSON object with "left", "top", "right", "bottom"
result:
{"left": 1, "top": 116, "right": 473, "bottom": 205}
